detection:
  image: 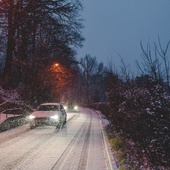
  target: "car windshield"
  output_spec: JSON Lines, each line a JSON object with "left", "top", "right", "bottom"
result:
{"left": 37, "top": 105, "right": 59, "bottom": 111}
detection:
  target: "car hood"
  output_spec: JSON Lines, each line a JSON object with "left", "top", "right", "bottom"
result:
{"left": 31, "top": 111, "right": 60, "bottom": 118}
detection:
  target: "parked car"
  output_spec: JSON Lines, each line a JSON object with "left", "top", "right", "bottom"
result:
{"left": 28, "top": 103, "right": 67, "bottom": 128}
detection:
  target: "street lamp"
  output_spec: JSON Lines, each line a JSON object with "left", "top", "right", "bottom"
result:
{"left": 55, "top": 63, "right": 59, "bottom": 67}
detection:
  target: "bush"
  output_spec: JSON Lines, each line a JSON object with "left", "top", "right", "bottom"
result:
{"left": 0, "top": 116, "right": 27, "bottom": 132}
{"left": 108, "top": 81, "right": 170, "bottom": 168}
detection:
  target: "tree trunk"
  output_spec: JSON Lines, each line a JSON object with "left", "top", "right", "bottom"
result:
{"left": 2, "top": 1, "right": 15, "bottom": 89}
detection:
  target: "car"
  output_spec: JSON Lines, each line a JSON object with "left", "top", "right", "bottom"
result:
{"left": 64, "top": 103, "right": 79, "bottom": 113}
{"left": 28, "top": 103, "right": 67, "bottom": 128}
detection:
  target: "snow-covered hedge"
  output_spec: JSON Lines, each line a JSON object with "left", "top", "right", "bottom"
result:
{"left": 108, "top": 80, "right": 170, "bottom": 168}
{"left": 0, "top": 87, "right": 33, "bottom": 116}
{"left": 0, "top": 116, "right": 27, "bottom": 132}
{"left": 0, "top": 87, "right": 33, "bottom": 132}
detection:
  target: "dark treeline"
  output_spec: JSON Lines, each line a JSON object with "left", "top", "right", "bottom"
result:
{"left": 0, "top": 0, "right": 108, "bottom": 107}
{"left": 0, "top": 0, "right": 84, "bottom": 105}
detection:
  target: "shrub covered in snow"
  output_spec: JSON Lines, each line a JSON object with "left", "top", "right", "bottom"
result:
{"left": 107, "top": 76, "right": 170, "bottom": 168}
{"left": 0, "top": 87, "right": 33, "bottom": 123}
{"left": 0, "top": 86, "right": 33, "bottom": 132}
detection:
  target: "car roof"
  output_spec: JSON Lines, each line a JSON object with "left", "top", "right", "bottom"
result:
{"left": 40, "top": 103, "right": 60, "bottom": 106}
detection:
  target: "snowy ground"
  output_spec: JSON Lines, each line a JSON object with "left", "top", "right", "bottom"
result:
{"left": 0, "top": 108, "right": 118, "bottom": 170}
{"left": 0, "top": 111, "right": 77, "bottom": 143}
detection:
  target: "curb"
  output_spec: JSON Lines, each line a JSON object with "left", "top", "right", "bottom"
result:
{"left": 101, "top": 124, "right": 118, "bottom": 170}
{"left": 95, "top": 110, "right": 118, "bottom": 170}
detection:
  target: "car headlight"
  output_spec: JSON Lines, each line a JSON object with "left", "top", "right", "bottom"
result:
{"left": 64, "top": 105, "right": 67, "bottom": 110}
{"left": 29, "top": 115, "right": 35, "bottom": 119}
{"left": 50, "top": 115, "right": 59, "bottom": 120}
{"left": 74, "top": 106, "right": 78, "bottom": 110}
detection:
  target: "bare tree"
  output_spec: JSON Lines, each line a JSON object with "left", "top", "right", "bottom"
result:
{"left": 120, "top": 57, "right": 133, "bottom": 82}
{"left": 136, "top": 40, "right": 164, "bottom": 84}
{"left": 137, "top": 38, "right": 170, "bottom": 86}
{"left": 155, "top": 36, "right": 170, "bottom": 86}
{"left": 79, "top": 54, "right": 105, "bottom": 104}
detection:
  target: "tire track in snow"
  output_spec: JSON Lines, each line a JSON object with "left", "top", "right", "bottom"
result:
{"left": 51, "top": 110, "right": 92, "bottom": 170}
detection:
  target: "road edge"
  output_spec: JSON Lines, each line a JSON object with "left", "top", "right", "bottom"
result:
{"left": 95, "top": 110, "right": 118, "bottom": 170}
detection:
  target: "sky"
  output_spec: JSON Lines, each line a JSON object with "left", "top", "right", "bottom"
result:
{"left": 77, "top": 0, "right": 170, "bottom": 73}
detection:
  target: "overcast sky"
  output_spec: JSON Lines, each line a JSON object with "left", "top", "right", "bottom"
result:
{"left": 77, "top": 0, "right": 170, "bottom": 73}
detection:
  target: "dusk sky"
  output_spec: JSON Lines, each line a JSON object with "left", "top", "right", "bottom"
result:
{"left": 77, "top": 0, "right": 170, "bottom": 73}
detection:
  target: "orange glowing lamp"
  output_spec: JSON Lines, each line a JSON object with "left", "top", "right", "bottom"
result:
{"left": 55, "top": 63, "right": 59, "bottom": 67}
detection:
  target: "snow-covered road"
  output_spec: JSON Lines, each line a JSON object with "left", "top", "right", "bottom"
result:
{"left": 0, "top": 108, "right": 118, "bottom": 170}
